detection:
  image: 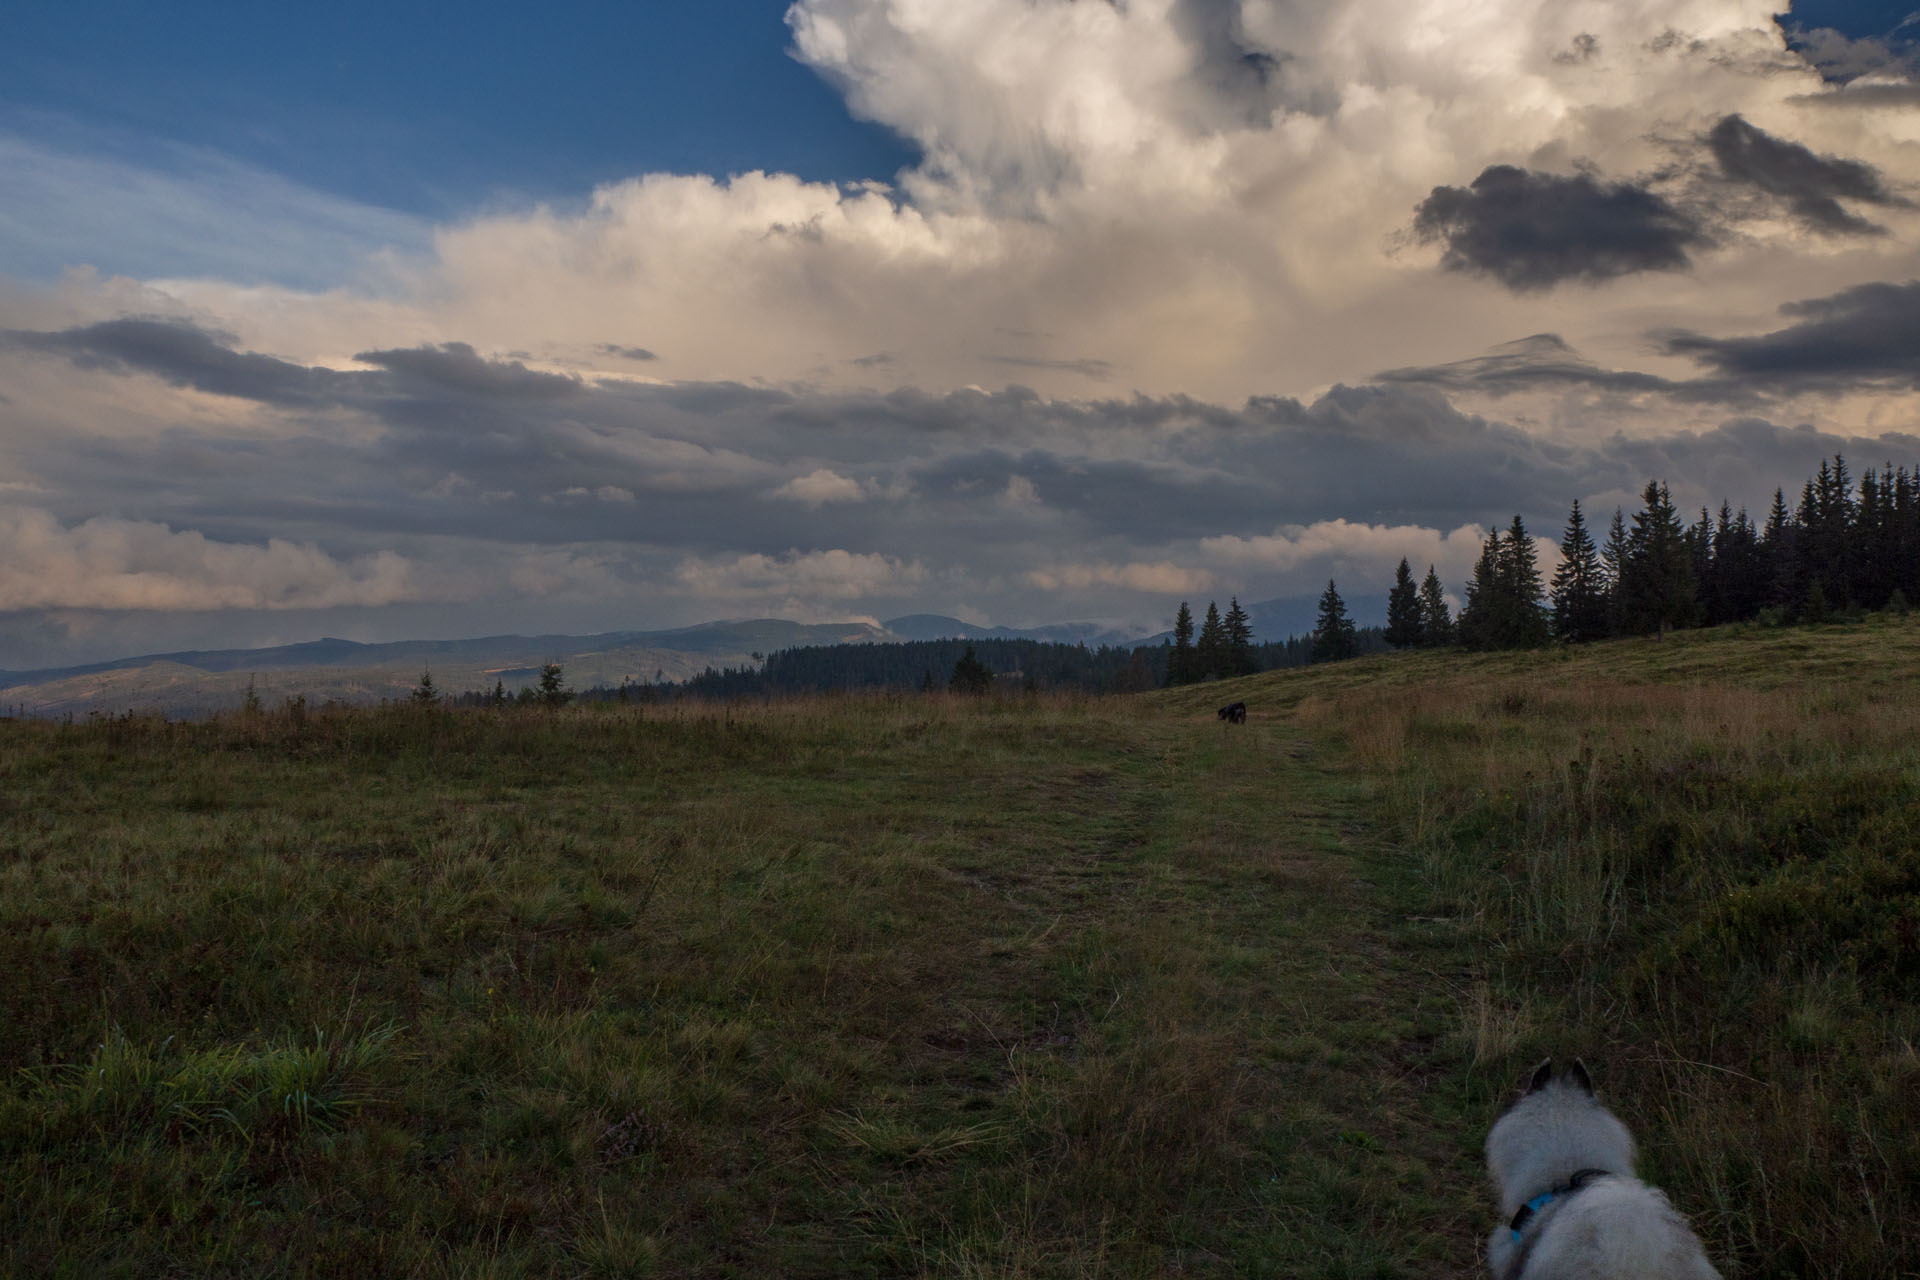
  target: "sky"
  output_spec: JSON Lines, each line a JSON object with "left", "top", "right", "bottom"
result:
{"left": 1, "top": 0, "right": 1917, "bottom": 668}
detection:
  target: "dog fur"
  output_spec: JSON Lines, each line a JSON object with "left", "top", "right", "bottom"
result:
{"left": 1485, "top": 1060, "right": 1720, "bottom": 1280}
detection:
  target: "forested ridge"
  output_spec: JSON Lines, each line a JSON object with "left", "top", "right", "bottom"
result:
{"left": 575, "top": 630, "right": 1392, "bottom": 702}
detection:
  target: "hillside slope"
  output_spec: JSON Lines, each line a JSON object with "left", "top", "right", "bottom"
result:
{"left": 0, "top": 617, "right": 1912, "bottom": 1275}
{"left": 1159, "top": 615, "right": 1920, "bottom": 1277}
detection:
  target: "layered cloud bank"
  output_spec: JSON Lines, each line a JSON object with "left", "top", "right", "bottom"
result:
{"left": 1, "top": 0, "right": 1917, "bottom": 664}
{"left": 0, "top": 506, "right": 420, "bottom": 612}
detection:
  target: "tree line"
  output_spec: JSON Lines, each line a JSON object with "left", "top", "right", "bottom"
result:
{"left": 421, "top": 454, "right": 1904, "bottom": 704}
{"left": 1370, "top": 455, "right": 1920, "bottom": 655}
{"left": 565, "top": 624, "right": 1391, "bottom": 703}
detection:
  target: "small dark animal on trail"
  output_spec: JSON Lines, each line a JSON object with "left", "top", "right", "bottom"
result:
{"left": 1217, "top": 701, "right": 1247, "bottom": 724}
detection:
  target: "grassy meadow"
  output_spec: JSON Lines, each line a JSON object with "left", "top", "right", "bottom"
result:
{"left": 2, "top": 617, "right": 1916, "bottom": 1277}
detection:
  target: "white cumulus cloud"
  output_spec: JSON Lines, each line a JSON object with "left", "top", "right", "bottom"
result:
{"left": 773, "top": 468, "right": 867, "bottom": 505}
{"left": 1025, "top": 559, "right": 1214, "bottom": 594}
{"left": 674, "top": 547, "right": 926, "bottom": 600}
{"left": 60, "top": 0, "right": 1912, "bottom": 407}
{"left": 1203, "top": 519, "right": 1492, "bottom": 579}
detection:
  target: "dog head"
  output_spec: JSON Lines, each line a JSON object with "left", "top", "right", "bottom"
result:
{"left": 1485, "top": 1059, "right": 1636, "bottom": 1215}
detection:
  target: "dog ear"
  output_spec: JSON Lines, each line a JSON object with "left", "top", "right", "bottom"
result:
{"left": 1525, "top": 1059, "right": 1554, "bottom": 1094}
{"left": 1566, "top": 1059, "right": 1594, "bottom": 1096}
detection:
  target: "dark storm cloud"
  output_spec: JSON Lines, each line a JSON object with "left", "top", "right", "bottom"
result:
{"left": 354, "top": 342, "right": 583, "bottom": 399}
{"left": 769, "top": 383, "right": 1242, "bottom": 438}
{"left": 1381, "top": 280, "right": 1920, "bottom": 403}
{"left": 12, "top": 314, "right": 1919, "bottom": 624}
{"left": 1656, "top": 280, "right": 1920, "bottom": 391}
{"left": 1, "top": 319, "right": 596, "bottom": 411}
{"left": 1539, "top": 415, "right": 1920, "bottom": 534}
{"left": 1226, "top": 384, "right": 1571, "bottom": 525}
{"left": 595, "top": 343, "right": 658, "bottom": 362}
{"left": 644, "top": 381, "right": 794, "bottom": 415}
{"left": 1375, "top": 334, "right": 1682, "bottom": 398}
{"left": 910, "top": 447, "right": 1282, "bottom": 539}
{"left": 0, "top": 317, "right": 340, "bottom": 407}
{"left": 1706, "top": 114, "right": 1907, "bottom": 235}
{"left": 1411, "top": 165, "right": 1708, "bottom": 290}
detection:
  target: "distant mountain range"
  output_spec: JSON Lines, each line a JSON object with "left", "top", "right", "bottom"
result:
{"left": 880, "top": 615, "right": 1157, "bottom": 647}
{"left": 0, "top": 620, "right": 892, "bottom": 719}
{"left": 0, "top": 595, "right": 1385, "bottom": 718}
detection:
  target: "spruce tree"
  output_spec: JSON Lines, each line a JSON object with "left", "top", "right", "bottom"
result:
{"left": 1762, "top": 487, "right": 1797, "bottom": 613}
{"left": 1498, "top": 514, "right": 1551, "bottom": 647}
{"left": 1223, "top": 596, "right": 1256, "bottom": 676}
{"left": 1702, "top": 502, "right": 1733, "bottom": 624}
{"left": 1457, "top": 526, "right": 1501, "bottom": 650}
{"left": 1892, "top": 468, "right": 1919, "bottom": 606}
{"left": 1384, "top": 558, "right": 1422, "bottom": 649}
{"left": 1722, "top": 507, "right": 1765, "bottom": 621}
{"left": 1170, "top": 602, "right": 1195, "bottom": 685}
{"left": 1311, "top": 580, "right": 1358, "bottom": 662}
{"left": 948, "top": 644, "right": 993, "bottom": 694}
{"left": 1550, "top": 500, "right": 1608, "bottom": 643}
{"left": 1804, "top": 455, "right": 1855, "bottom": 608}
{"left": 412, "top": 668, "right": 439, "bottom": 704}
{"left": 1417, "top": 564, "right": 1453, "bottom": 647}
{"left": 537, "top": 662, "right": 572, "bottom": 708}
{"left": 1600, "top": 507, "right": 1630, "bottom": 636}
{"left": 1857, "top": 466, "right": 1893, "bottom": 608}
{"left": 1196, "top": 602, "right": 1227, "bottom": 680}
{"left": 1621, "top": 481, "right": 1695, "bottom": 637}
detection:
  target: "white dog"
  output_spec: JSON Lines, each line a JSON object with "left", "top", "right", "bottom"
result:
{"left": 1484, "top": 1060, "right": 1721, "bottom": 1280}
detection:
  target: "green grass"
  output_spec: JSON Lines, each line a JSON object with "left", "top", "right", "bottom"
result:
{"left": 3, "top": 617, "right": 1916, "bottom": 1275}
{"left": 0, "top": 694, "right": 1476, "bottom": 1277}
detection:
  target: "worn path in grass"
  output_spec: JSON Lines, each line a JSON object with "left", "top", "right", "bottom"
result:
{"left": 0, "top": 695, "right": 1482, "bottom": 1277}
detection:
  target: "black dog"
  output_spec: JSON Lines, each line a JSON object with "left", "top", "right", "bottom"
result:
{"left": 1217, "top": 701, "right": 1247, "bottom": 724}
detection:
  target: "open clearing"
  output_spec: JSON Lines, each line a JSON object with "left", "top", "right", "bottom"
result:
{"left": 4, "top": 618, "right": 1916, "bottom": 1277}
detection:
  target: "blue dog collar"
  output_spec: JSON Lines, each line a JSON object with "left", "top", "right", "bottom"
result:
{"left": 1509, "top": 1169, "right": 1612, "bottom": 1242}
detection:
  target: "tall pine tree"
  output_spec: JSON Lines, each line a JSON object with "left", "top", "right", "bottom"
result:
{"left": 1620, "top": 481, "right": 1696, "bottom": 637}
{"left": 1762, "top": 487, "right": 1797, "bottom": 613}
{"left": 1312, "top": 580, "right": 1358, "bottom": 662}
{"left": 1600, "top": 506, "right": 1630, "bottom": 637}
{"left": 1385, "top": 558, "right": 1422, "bottom": 649}
{"left": 1457, "top": 526, "right": 1502, "bottom": 650}
{"left": 1418, "top": 564, "right": 1453, "bottom": 647}
{"left": 1498, "top": 514, "right": 1551, "bottom": 647}
{"left": 1169, "top": 602, "right": 1195, "bottom": 685}
{"left": 1725, "top": 506, "right": 1766, "bottom": 620}
{"left": 1550, "top": 500, "right": 1608, "bottom": 643}
{"left": 1223, "top": 596, "right": 1257, "bottom": 675}
{"left": 1196, "top": 601, "right": 1227, "bottom": 679}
